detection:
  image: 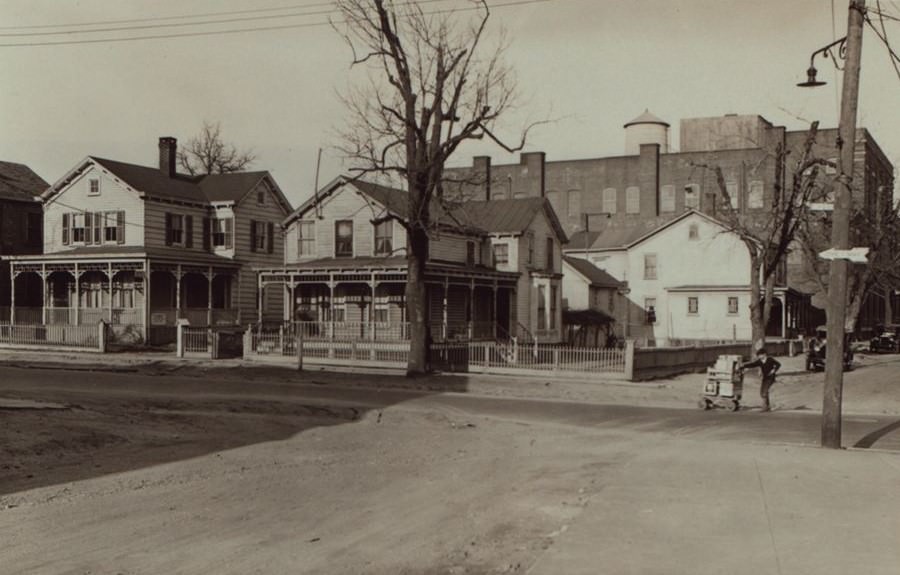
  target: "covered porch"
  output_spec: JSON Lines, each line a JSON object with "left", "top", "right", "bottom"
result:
{"left": 9, "top": 252, "right": 240, "bottom": 345}
{"left": 258, "top": 261, "right": 518, "bottom": 342}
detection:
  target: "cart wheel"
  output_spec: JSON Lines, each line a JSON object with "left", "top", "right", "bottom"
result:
{"left": 699, "top": 398, "right": 712, "bottom": 410}
{"left": 731, "top": 400, "right": 740, "bottom": 412}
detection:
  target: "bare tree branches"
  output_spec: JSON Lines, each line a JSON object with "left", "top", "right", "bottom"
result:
{"left": 177, "top": 121, "right": 256, "bottom": 176}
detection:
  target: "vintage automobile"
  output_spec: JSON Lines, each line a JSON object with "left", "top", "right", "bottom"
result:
{"left": 869, "top": 324, "right": 900, "bottom": 354}
{"left": 806, "top": 328, "right": 853, "bottom": 371}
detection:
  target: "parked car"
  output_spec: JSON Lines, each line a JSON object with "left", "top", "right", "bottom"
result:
{"left": 806, "top": 326, "right": 853, "bottom": 371}
{"left": 869, "top": 324, "right": 900, "bottom": 353}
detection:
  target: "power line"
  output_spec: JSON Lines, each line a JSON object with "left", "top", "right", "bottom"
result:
{"left": 865, "top": 3, "right": 900, "bottom": 82}
{"left": 0, "top": 0, "right": 454, "bottom": 38}
{"left": 0, "top": 0, "right": 553, "bottom": 48}
{"left": 0, "top": 0, "right": 341, "bottom": 30}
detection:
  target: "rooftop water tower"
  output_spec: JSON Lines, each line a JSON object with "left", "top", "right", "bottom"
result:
{"left": 624, "top": 109, "right": 669, "bottom": 155}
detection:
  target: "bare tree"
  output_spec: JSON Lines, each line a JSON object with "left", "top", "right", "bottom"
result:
{"left": 796, "top": 186, "right": 900, "bottom": 332}
{"left": 177, "top": 121, "right": 256, "bottom": 176}
{"left": 332, "top": 0, "right": 537, "bottom": 375}
{"left": 695, "top": 123, "right": 829, "bottom": 350}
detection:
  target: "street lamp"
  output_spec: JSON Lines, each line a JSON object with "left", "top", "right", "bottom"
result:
{"left": 796, "top": 0, "right": 866, "bottom": 449}
{"left": 797, "top": 36, "right": 847, "bottom": 87}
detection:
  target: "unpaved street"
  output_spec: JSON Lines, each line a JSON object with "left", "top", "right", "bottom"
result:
{"left": 1, "top": 364, "right": 899, "bottom": 574}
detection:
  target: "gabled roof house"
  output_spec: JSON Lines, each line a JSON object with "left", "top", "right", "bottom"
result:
{"left": 262, "top": 176, "right": 568, "bottom": 343}
{"left": 7, "top": 138, "right": 292, "bottom": 344}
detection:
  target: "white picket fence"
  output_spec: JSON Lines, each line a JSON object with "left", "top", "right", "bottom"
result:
{"left": 0, "top": 322, "right": 105, "bottom": 351}
{"left": 245, "top": 329, "right": 626, "bottom": 375}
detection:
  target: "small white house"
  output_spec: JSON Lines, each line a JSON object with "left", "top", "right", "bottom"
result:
{"left": 561, "top": 255, "right": 625, "bottom": 345}
{"left": 564, "top": 210, "right": 813, "bottom": 345}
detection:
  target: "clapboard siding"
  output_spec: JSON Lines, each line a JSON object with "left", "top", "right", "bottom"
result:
{"left": 144, "top": 201, "right": 210, "bottom": 251}
{"left": 233, "top": 180, "right": 290, "bottom": 322}
{"left": 428, "top": 234, "right": 470, "bottom": 264}
{"left": 45, "top": 165, "right": 145, "bottom": 252}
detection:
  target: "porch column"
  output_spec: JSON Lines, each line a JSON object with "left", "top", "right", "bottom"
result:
{"left": 74, "top": 263, "right": 80, "bottom": 325}
{"left": 175, "top": 264, "right": 182, "bottom": 321}
{"left": 370, "top": 273, "right": 376, "bottom": 341}
{"left": 492, "top": 282, "right": 498, "bottom": 339}
{"left": 328, "top": 279, "right": 335, "bottom": 341}
{"left": 256, "top": 274, "right": 266, "bottom": 325}
{"left": 780, "top": 294, "right": 787, "bottom": 339}
{"left": 143, "top": 261, "right": 151, "bottom": 342}
{"left": 41, "top": 264, "right": 48, "bottom": 325}
{"left": 108, "top": 263, "right": 114, "bottom": 323}
{"left": 288, "top": 279, "right": 296, "bottom": 323}
{"left": 468, "top": 280, "right": 475, "bottom": 340}
{"left": 9, "top": 268, "right": 15, "bottom": 325}
{"left": 442, "top": 277, "right": 448, "bottom": 341}
{"left": 207, "top": 266, "right": 213, "bottom": 326}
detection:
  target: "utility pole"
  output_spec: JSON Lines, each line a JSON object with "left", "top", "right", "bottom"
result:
{"left": 822, "top": 0, "right": 865, "bottom": 449}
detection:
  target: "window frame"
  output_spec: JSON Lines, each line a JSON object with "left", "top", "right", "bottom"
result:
{"left": 688, "top": 296, "right": 699, "bottom": 315}
{"left": 374, "top": 219, "right": 393, "bottom": 256}
{"left": 71, "top": 213, "right": 86, "bottom": 244}
{"left": 625, "top": 186, "right": 640, "bottom": 214}
{"left": 493, "top": 243, "right": 509, "bottom": 266}
{"left": 644, "top": 297, "right": 657, "bottom": 324}
{"left": 88, "top": 178, "right": 100, "bottom": 196}
{"left": 297, "top": 220, "right": 316, "bottom": 257}
{"left": 334, "top": 219, "right": 354, "bottom": 257}
{"left": 688, "top": 223, "right": 699, "bottom": 241}
{"left": 643, "top": 253, "right": 658, "bottom": 280}
{"left": 602, "top": 188, "right": 617, "bottom": 214}
{"left": 660, "top": 184, "right": 676, "bottom": 213}
{"left": 684, "top": 184, "right": 700, "bottom": 210}
{"left": 169, "top": 214, "right": 185, "bottom": 246}
{"left": 727, "top": 296, "right": 739, "bottom": 315}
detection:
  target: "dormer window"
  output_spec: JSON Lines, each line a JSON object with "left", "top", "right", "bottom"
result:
{"left": 493, "top": 243, "right": 509, "bottom": 267}
{"left": 89, "top": 179, "right": 100, "bottom": 196}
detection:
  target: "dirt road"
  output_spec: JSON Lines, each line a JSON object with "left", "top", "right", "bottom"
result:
{"left": 1, "top": 360, "right": 899, "bottom": 574}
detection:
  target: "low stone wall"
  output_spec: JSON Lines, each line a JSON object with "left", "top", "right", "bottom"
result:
{"left": 625, "top": 339, "right": 798, "bottom": 381}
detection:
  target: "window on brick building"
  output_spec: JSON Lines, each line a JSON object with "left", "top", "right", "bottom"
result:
{"left": 684, "top": 184, "right": 700, "bottom": 210}
{"left": 748, "top": 181, "right": 764, "bottom": 209}
{"left": 660, "top": 185, "right": 676, "bottom": 212}
{"left": 726, "top": 181, "right": 739, "bottom": 210}
{"left": 602, "top": 188, "right": 617, "bottom": 214}
{"left": 567, "top": 190, "right": 581, "bottom": 218}
{"left": 625, "top": 187, "right": 640, "bottom": 214}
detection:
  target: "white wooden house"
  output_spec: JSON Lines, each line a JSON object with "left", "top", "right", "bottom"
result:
{"left": 7, "top": 137, "right": 292, "bottom": 344}
{"left": 260, "top": 176, "right": 568, "bottom": 343}
{"left": 564, "top": 210, "right": 814, "bottom": 345}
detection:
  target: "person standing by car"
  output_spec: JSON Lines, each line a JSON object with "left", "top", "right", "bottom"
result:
{"left": 742, "top": 348, "right": 781, "bottom": 412}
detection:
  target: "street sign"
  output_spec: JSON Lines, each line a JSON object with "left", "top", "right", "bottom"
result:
{"left": 818, "top": 247, "right": 869, "bottom": 263}
{"left": 807, "top": 202, "right": 835, "bottom": 211}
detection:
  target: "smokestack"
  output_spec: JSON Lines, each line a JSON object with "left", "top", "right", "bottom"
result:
{"left": 158, "top": 137, "right": 177, "bottom": 178}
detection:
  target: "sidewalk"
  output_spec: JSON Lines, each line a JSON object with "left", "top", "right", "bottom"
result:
{"left": 529, "top": 438, "right": 900, "bottom": 575}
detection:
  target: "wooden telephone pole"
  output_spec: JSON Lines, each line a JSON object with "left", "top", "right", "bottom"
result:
{"left": 822, "top": 0, "right": 865, "bottom": 449}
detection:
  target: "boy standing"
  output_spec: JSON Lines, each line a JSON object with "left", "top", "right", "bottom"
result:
{"left": 742, "top": 349, "right": 781, "bottom": 412}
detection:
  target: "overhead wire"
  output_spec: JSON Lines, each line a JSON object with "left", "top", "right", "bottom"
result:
{"left": 0, "top": 0, "right": 554, "bottom": 48}
{"left": 865, "top": 1, "right": 900, "bottom": 83}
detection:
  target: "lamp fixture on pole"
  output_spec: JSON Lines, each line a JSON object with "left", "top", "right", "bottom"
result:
{"left": 797, "top": 36, "right": 848, "bottom": 87}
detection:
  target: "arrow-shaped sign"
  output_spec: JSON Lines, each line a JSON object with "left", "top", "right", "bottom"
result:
{"left": 818, "top": 247, "right": 870, "bottom": 264}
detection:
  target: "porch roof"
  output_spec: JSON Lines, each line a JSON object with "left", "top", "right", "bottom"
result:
{"left": 259, "top": 255, "right": 519, "bottom": 282}
{"left": 7, "top": 246, "right": 240, "bottom": 267}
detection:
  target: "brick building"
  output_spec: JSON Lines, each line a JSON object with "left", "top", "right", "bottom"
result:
{"left": 447, "top": 112, "right": 895, "bottom": 334}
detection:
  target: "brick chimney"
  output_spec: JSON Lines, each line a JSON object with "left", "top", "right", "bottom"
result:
{"left": 473, "top": 156, "right": 492, "bottom": 200}
{"left": 158, "top": 137, "right": 177, "bottom": 178}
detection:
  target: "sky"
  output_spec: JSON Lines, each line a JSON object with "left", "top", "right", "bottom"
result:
{"left": 2, "top": 0, "right": 899, "bottom": 208}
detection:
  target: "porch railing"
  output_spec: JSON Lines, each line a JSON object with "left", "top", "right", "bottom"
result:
{"left": 264, "top": 321, "right": 500, "bottom": 342}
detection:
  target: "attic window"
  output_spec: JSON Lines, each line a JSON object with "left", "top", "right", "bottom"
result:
{"left": 257, "top": 189, "right": 266, "bottom": 205}
{"left": 89, "top": 179, "right": 100, "bottom": 196}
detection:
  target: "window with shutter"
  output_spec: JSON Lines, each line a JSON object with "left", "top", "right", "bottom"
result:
{"left": 185, "top": 215, "right": 194, "bottom": 248}
{"left": 165, "top": 213, "right": 173, "bottom": 246}
{"left": 84, "top": 212, "right": 93, "bottom": 245}
{"left": 72, "top": 213, "right": 86, "bottom": 243}
{"left": 267, "top": 222, "right": 274, "bottom": 253}
{"left": 116, "top": 211, "right": 125, "bottom": 244}
{"left": 250, "top": 220, "right": 257, "bottom": 252}
{"left": 203, "top": 217, "right": 212, "bottom": 250}
{"left": 62, "top": 213, "right": 70, "bottom": 245}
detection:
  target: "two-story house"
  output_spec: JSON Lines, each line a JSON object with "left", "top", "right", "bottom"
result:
{"left": 259, "top": 176, "right": 567, "bottom": 343}
{"left": 7, "top": 138, "right": 292, "bottom": 344}
{"left": 0, "top": 161, "right": 46, "bottom": 320}
{"left": 564, "top": 210, "right": 814, "bottom": 345}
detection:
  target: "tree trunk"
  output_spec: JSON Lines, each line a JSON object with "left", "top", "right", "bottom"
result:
{"left": 406, "top": 224, "right": 430, "bottom": 376}
{"left": 748, "top": 254, "right": 766, "bottom": 351}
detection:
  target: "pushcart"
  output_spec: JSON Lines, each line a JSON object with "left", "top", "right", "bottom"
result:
{"left": 699, "top": 354, "right": 743, "bottom": 411}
